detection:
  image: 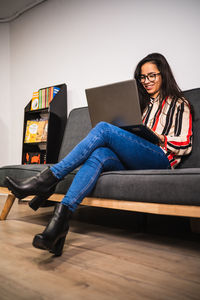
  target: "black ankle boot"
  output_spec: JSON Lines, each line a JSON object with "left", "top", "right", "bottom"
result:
{"left": 4, "top": 167, "right": 60, "bottom": 211}
{"left": 32, "top": 203, "right": 71, "bottom": 256}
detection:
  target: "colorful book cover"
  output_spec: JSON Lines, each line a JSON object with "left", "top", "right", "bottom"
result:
{"left": 37, "top": 119, "right": 48, "bottom": 142}
{"left": 31, "top": 91, "right": 39, "bottom": 110}
{"left": 23, "top": 152, "right": 41, "bottom": 164}
{"left": 24, "top": 120, "right": 38, "bottom": 143}
{"left": 45, "top": 88, "right": 49, "bottom": 108}
{"left": 48, "top": 86, "right": 54, "bottom": 105}
{"left": 24, "top": 119, "right": 48, "bottom": 143}
{"left": 41, "top": 119, "right": 48, "bottom": 141}
{"left": 39, "top": 90, "right": 42, "bottom": 109}
{"left": 53, "top": 87, "right": 60, "bottom": 99}
{"left": 42, "top": 89, "right": 46, "bottom": 109}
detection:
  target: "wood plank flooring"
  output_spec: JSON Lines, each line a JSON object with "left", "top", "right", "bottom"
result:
{"left": 0, "top": 195, "right": 200, "bottom": 300}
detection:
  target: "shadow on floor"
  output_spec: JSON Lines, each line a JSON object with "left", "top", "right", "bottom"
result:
{"left": 17, "top": 202, "right": 200, "bottom": 244}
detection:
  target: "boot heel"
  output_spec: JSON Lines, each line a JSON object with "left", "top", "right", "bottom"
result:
{"left": 29, "top": 190, "right": 54, "bottom": 211}
{"left": 50, "top": 234, "right": 67, "bottom": 256}
{"left": 29, "top": 195, "right": 45, "bottom": 211}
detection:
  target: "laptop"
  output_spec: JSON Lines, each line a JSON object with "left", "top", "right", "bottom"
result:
{"left": 85, "top": 79, "right": 160, "bottom": 145}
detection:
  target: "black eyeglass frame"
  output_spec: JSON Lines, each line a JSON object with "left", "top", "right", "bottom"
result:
{"left": 138, "top": 72, "right": 161, "bottom": 83}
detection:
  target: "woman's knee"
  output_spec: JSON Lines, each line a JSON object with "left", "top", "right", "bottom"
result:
{"left": 90, "top": 147, "right": 113, "bottom": 161}
{"left": 93, "top": 121, "right": 111, "bottom": 132}
{"left": 88, "top": 147, "right": 124, "bottom": 171}
{"left": 84, "top": 147, "right": 108, "bottom": 169}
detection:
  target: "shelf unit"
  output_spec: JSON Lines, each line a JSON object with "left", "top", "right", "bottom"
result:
{"left": 22, "top": 83, "right": 67, "bottom": 164}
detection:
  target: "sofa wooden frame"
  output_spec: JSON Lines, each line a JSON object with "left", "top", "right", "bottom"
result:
{"left": 1, "top": 186, "right": 200, "bottom": 232}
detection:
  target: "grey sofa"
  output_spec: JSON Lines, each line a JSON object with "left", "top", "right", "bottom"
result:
{"left": 1, "top": 88, "right": 200, "bottom": 228}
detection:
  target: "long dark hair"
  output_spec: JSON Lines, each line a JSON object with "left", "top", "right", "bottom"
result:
{"left": 134, "top": 53, "right": 184, "bottom": 112}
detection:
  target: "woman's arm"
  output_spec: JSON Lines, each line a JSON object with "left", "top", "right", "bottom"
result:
{"left": 160, "top": 101, "right": 193, "bottom": 155}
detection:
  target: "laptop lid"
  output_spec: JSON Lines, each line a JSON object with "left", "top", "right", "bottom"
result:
{"left": 85, "top": 79, "right": 142, "bottom": 128}
{"left": 85, "top": 79, "right": 160, "bottom": 145}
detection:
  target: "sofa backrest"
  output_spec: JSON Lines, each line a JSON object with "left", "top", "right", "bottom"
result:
{"left": 58, "top": 107, "right": 92, "bottom": 161}
{"left": 179, "top": 88, "right": 200, "bottom": 168}
{"left": 58, "top": 88, "right": 200, "bottom": 168}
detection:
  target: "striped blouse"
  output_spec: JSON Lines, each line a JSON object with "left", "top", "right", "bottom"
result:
{"left": 142, "top": 96, "right": 193, "bottom": 168}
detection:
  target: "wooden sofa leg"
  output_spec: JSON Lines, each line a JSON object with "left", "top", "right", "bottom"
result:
{"left": 190, "top": 218, "right": 200, "bottom": 234}
{"left": 0, "top": 194, "right": 16, "bottom": 220}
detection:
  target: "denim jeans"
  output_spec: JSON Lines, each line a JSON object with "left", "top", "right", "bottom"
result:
{"left": 50, "top": 122, "right": 170, "bottom": 212}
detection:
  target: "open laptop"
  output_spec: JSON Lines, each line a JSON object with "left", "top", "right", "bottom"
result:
{"left": 85, "top": 79, "right": 160, "bottom": 145}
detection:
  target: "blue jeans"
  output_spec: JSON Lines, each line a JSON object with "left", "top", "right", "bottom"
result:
{"left": 51, "top": 122, "right": 170, "bottom": 212}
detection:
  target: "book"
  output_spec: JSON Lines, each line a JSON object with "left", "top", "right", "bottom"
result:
{"left": 40, "top": 119, "right": 48, "bottom": 142}
{"left": 24, "top": 119, "right": 48, "bottom": 143}
{"left": 36, "top": 119, "right": 48, "bottom": 142}
{"left": 42, "top": 89, "right": 46, "bottom": 109}
{"left": 46, "top": 88, "right": 49, "bottom": 108}
{"left": 23, "top": 152, "right": 41, "bottom": 164}
{"left": 23, "top": 152, "right": 47, "bottom": 164}
{"left": 39, "top": 89, "right": 42, "bottom": 109}
{"left": 53, "top": 87, "right": 60, "bottom": 98}
{"left": 31, "top": 91, "right": 39, "bottom": 110}
{"left": 24, "top": 120, "right": 38, "bottom": 143}
{"left": 48, "top": 86, "right": 54, "bottom": 105}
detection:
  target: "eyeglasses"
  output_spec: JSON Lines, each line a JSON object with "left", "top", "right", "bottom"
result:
{"left": 139, "top": 72, "right": 161, "bottom": 83}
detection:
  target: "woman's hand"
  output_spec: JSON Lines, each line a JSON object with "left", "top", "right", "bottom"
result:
{"left": 148, "top": 127, "right": 165, "bottom": 145}
{"left": 154, "top": 132, "right": 165, "bottom": 145}
{"left": 155, "top": 133, "right": 165, "bottom": 143}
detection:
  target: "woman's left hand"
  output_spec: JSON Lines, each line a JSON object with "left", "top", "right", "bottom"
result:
{"left": 154, "top": 132, "right": 165, "bottom": 145}
{"left": 148, "top": 126, "right": 165, "bottom": 145}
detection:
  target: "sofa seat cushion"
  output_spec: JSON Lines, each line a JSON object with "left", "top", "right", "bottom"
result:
{"left": 50, "top": 168, "right": 200, "bottom": 206}
{"left": 1, "top": 165, "right": 200, "bottom": 206}
{"left": 87, "top": 168, "right": 200, "bottom": 206}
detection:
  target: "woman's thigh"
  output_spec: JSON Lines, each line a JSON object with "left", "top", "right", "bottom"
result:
{"left": 97, "top": 122, "right": 170, "bottom": 170}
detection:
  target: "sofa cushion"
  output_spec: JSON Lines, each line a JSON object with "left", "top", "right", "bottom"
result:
{"left": 88, "top": 168, "right": 200, "bottom": 206}
{"left": 1, "top": 164, "right": 199, "bottom": 206}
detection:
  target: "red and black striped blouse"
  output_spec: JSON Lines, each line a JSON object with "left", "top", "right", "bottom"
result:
{"left": 142, "top": 96, "right": 193, "bottom": 168}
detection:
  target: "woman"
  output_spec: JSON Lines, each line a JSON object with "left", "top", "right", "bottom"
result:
{"left": 5, "top": 53, "right": 193, "bottom": 256}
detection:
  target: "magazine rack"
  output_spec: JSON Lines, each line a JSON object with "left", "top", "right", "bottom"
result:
{"left": 22, "top": 83, "right": 67, "bottom": 164}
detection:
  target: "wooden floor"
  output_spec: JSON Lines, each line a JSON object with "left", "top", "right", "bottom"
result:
{"left": 1, "top": 195, "right": 200, "bottom": 300}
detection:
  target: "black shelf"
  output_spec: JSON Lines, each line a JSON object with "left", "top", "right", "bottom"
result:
{"left": 23, "top": 140, "right": 48, "bottom": 149}
{"left": 25, "top": 108, "right": 49, "bottom": 114}
{"left": 22, "top": 83, "right": 67, "bottom": 164}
